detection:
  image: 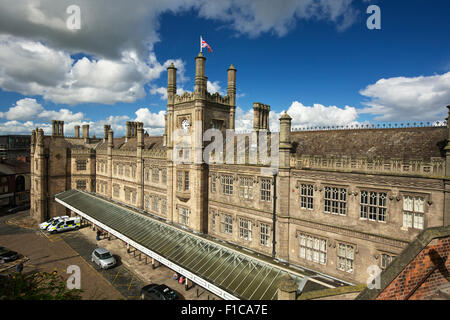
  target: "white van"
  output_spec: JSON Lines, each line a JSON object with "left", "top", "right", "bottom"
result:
{"left": 47, "top": 217, "right": 81, "bottom": 234}
{"left": 39, "top": 216, "right": 69, "bottom": 230}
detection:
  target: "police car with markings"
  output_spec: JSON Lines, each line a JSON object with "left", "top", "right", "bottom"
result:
{"left": 39, "top": 216, "right": 69, "bottom": 230}
{"left": 47, "top": 217, "right": 81, "bottom": 234}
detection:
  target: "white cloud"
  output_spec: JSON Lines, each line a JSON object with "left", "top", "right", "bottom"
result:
{"left": 135, "top": 108, "right": 165, "bottom": 128}
{"left": 286, "top": 101, "right": 359, "bottom": 128}
{"left": 235, "top": 107, "right": 255, "bottom": 132}
{"left": 0, "top": 120, "right": 37, "bottom": 134}
{"left": 150, "top": 86, "right": 186, "bottom": 100}
{"left": 0, "top": 98, "right": 43, "bottom": 121}
{"left": 196, "top": 0, "right": 358, "bottom": 37}
{"left": 0, "top": 98, "right": 84, "bottom": 122}
{"left": 207, "top": 80, "right": 224, "bottom": 95}
{"left": 0, "top": 0, "right": 359, "bottom": 108}
{"left": 359, "top": 71, "right": 450, "bottom": 121}
{"left": 0, "top": 35, "right": 184, "bottom": 105}
{"left": 235, "top": 101, "right": 360, "bottom": 132}
{"left": 0, "top": 99, "right": 167, "bottom": 136}
{"left": 0, "top": 0, "right": 359, "bottom": 60}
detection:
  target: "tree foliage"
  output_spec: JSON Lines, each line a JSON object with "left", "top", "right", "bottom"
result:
{"left": 0, "top": 271, "right": 83, "bottom": 300}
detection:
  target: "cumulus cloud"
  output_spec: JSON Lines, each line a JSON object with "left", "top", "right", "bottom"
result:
{"left": 0, "top": 0, "right": 360, "bottom": 110}
{"left": 0, "top": 35, "right": 186, "bottom": 105}
{"left": 235, "top": 101, "right": 360, "bottom": 132}
{"left": 207, "top": 80, "right": 224, "bottom": 95}
{"left": 196, "top": 0, "right": 358, "bottom": 37}
{"left": 135, "top": 108, "right": 165, "bottom": 128}
{"left": 150, "top": 86, "right": 186, "bottom": 100}
{"left": 359, "top": 71, "right": 450, "bottom": 121}
{"left": 0, "top": 98, "right": 84, "bottom": 122}
{"left": 286, "top": 101, "right": 359, "bottom": 128}
{"left": 0, "top": 99, "right": 166, "bottom": 136}
{"left": 0, "top": 120, "right": 37, "bottom": 134}
{"left": 0, "top": 0, "right": 359, "bottom": 60}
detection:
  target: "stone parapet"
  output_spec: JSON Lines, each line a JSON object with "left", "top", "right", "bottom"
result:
{"left": 294, "top": 154, "right": 446, "bottom": 177}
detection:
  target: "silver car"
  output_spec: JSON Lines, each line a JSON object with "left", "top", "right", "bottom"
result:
{"left": 91, "top": 247, "right": 116, "bottom": 269}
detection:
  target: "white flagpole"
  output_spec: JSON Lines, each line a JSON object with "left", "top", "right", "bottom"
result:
{"left": 200, "top": 35, "right": 202, "bottom": 53}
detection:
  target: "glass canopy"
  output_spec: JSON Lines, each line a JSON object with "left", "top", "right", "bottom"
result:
{"left": 55, "top": 189, "right": 332, "bottom": 300}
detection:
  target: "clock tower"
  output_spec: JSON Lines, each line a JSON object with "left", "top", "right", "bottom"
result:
{"left": 165, "top": 52, "right": 237, "bottom": 233}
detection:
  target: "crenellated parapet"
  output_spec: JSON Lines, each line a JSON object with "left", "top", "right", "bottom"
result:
{"left": 174, "top": 91, "right": 195, "bottom": 104}
{"left": 174, "top": 89, "right": 233, "bottom": 106}
{"left": 206, "top": 92, "right": 231, "bottom": 105}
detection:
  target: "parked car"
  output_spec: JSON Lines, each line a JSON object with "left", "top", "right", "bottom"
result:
{"left": 39, "top": 216, "right": 69, "bottom": 230}
{"left": 140, "top": 284, "right": 178, "bottom": 300}
{"left": 47, "top": 217, "right": 81, "bottom": 234}
{"left": 7, "top": 204, "right": 30, "bottom": 214}
{"left": 91, "top": 247, "right": 116, "bottom": 269}
{"left": 0, "top": 246, "right": 19, "bottom": 264}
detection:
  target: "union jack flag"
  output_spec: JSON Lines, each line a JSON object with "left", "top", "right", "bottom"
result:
{"left": 200, "top": 36, "right": 213, "bottom": 53}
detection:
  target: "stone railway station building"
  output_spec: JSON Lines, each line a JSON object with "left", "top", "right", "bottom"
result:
{"left": 30, "top": 52, "right": 450, "bottom": 293}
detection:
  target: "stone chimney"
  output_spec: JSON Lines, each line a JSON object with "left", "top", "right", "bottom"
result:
{"left": 137, "top": 122, "right": 144, "bottom": 149}
{"left": 253, "top": 103, "right": 270, "bottom": 132}
{"left": 51, "top": 120, "right": 64, "bottom": 137}
{"left": 167, "top": 63, "right": 177, "bottom": 105}
{"left": 279, "top": 111, "right": 292, "bottom": 169}
{"left": 82, "top": 124, "right": 89, "bottom": 143}
{"left": 104, "top": 124, "right": 111, "bottom": 142}
{"left": 74, "top": 125, "right": 80, "bottom": 138}
{"left": 125, "top": 121, "right": 139, "bottom": 142}
{"left": 227, "top": 64, "right": 237, "bottom": 129}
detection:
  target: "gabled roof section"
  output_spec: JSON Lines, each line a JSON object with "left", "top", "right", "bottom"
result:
{"left": 356, "top": 225, "right": 450, "bottom": 300}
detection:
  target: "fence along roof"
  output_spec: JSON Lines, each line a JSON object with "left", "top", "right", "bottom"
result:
{"left": 55, "top": 189, "right": 316, "bottom": 300}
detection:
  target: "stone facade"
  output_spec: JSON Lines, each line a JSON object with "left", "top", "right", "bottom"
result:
{"left": 30, "top": 53, "right": 450, "bottom": 285}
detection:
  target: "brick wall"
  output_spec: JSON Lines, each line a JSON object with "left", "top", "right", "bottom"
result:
{"left": 376, "top": 237, "right": 450, "bottom": 300}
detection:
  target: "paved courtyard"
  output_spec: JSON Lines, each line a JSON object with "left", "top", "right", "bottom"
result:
{"left": 1, "top": 211, "right": 220, "bottom": 300}
{"left": 0, "top": 211, "right": 124, "bottom": 300}
{"left": 75, "top": 222, "right": 221, "bottom": 300}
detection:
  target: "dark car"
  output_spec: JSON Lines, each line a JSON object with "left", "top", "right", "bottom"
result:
{"left": 7, "top": 205, "right": 30, "bottom": 214}
{"left": 140, "top": 284, "right": 178, "bottom": 300}
{"left": 0, "top": 246, "right": 19, "bottom": 264}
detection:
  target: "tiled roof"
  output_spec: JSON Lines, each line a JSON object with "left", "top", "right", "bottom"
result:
{"left": 291, "top": 126, "right": 447, "bottom": 160}
{"left": 95, "top": 136, "right": 165, "bottom": 151}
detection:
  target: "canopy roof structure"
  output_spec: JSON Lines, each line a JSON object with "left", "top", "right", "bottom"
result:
{"left": 55, "top": 189, "right": 340, "bottom": 300}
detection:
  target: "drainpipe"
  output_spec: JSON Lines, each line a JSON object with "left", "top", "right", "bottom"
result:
{"left": 272, "top": 172, "right": 277, "bottom": 258}
{"left": 45, "top": 153, "right": 49, "bottom": 220}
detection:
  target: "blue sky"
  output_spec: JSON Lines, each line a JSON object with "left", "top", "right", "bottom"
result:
{"left": 0, "top": 0, "right": 449, "bottom": 136}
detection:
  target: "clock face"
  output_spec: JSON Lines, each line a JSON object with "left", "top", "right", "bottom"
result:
{"left": 181, "top": 119, "right": 190, "bottom": 132}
